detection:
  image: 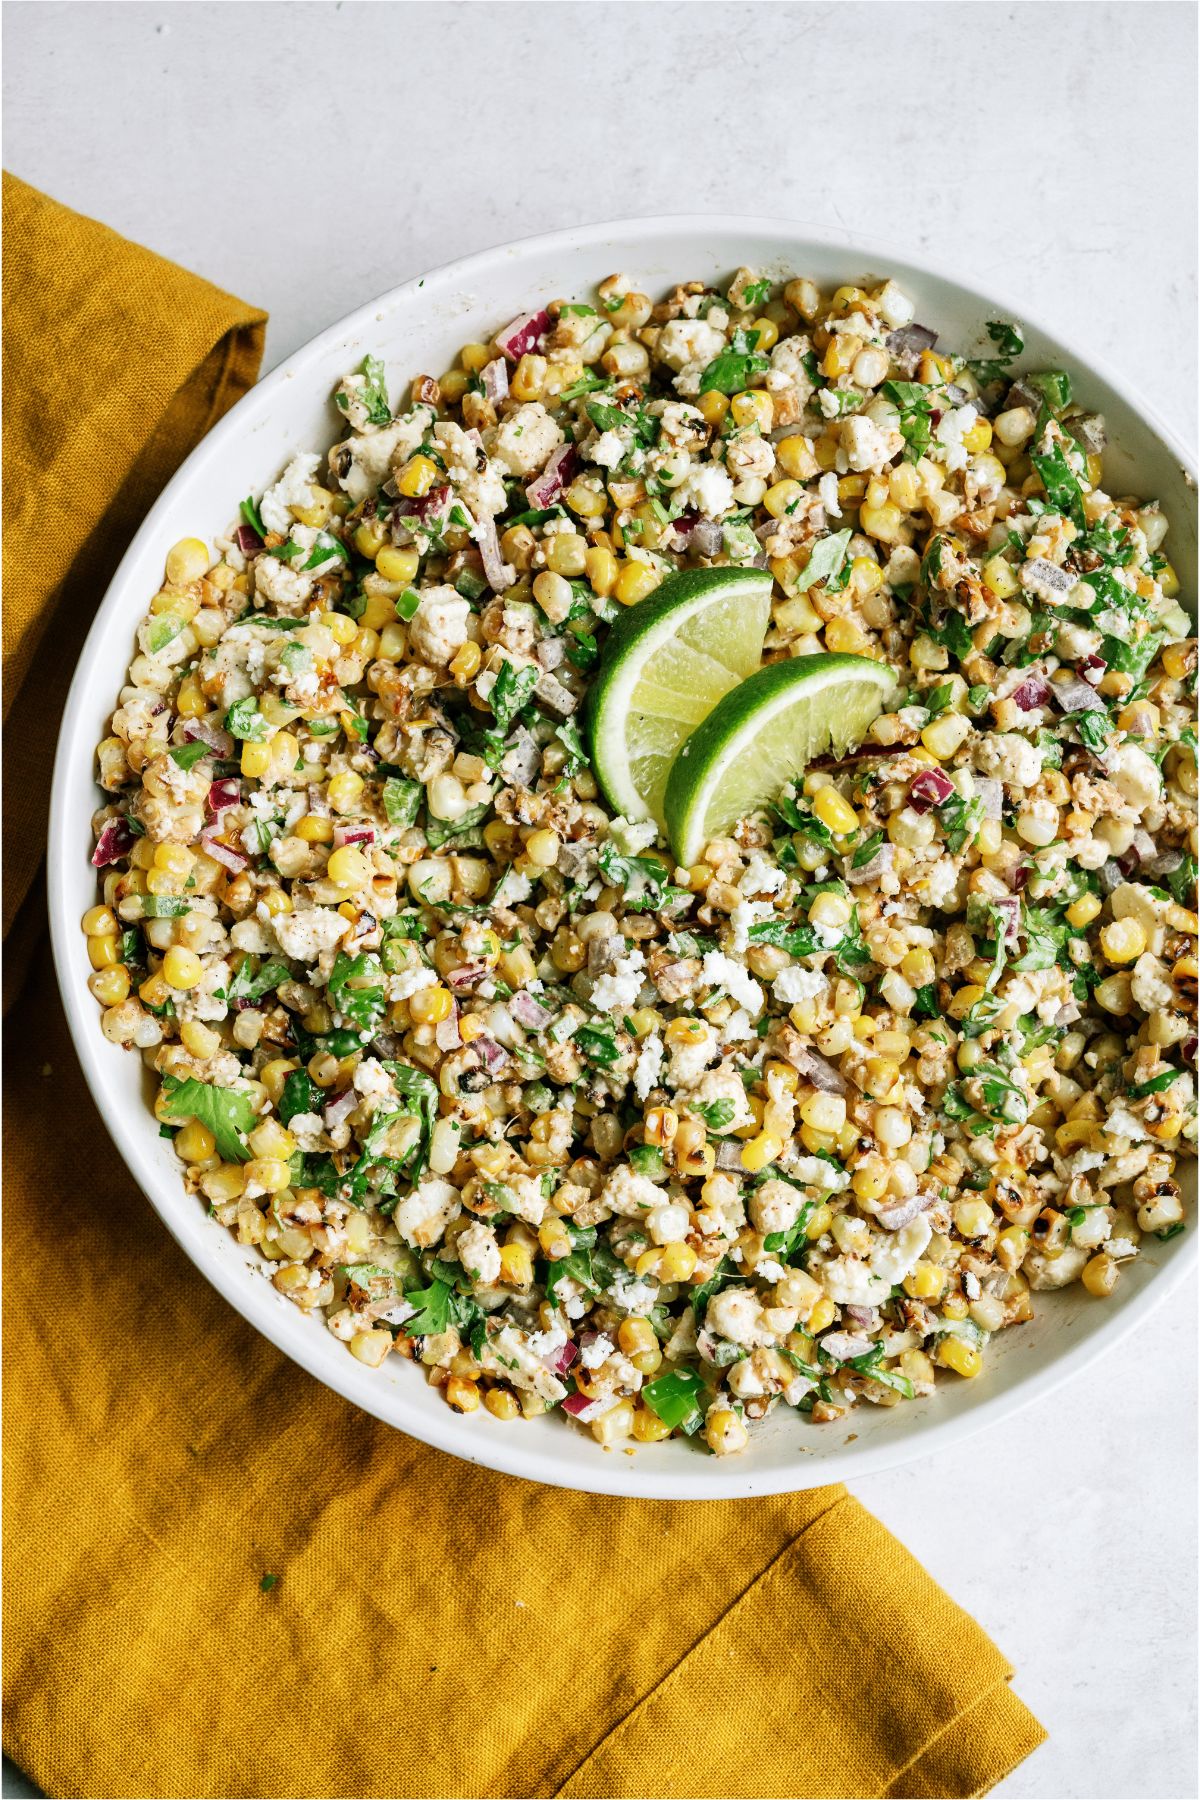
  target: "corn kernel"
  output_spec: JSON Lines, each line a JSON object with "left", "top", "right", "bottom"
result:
{"left": 1082, "top": 1254, "right": 1119, "bottom": 1299}
{"left": 327, "top": 845, "right": 371, "bottom": 889}
{"left": 741, "top": 1131, "right": 785, "bottom": 1173}
{"left": 410, "top": 985, "right": 453, "bottom": 1025}
{"left": 921, "top": 712, "right": 971, "bottom": 758}
{"left": 162, "top": 946, "right": 203, "bottom": 989}
{"left": 241, "top": 739, "right": 272, "bottom": 779}
{"left": 327, "top": 770, "right": 365, "bottom": 813}
{"left": 1066, "top": 894, "right": 1102, "bottom": 929}
{"left": 659, "top": 1241, "right": 697, "bottom": 1281}
{"left": 614, "top": 561, "right": 659, "bottom": 606}
{"left": 704, "top": 1407, "right": 749, "bottom": 1456}
{"left": 396, "top": 454, "right": 438, "bottom": 498}
{"left": 1100, "top": 918, "right": 1146, "bottom": 964}
{"left": 499, "top": 1244, "right": 534, "bottom": 1287}
{"left": 935, "top": 1337, "right": 982, "bottom": 1378}
{"left": 812, "top": 785, "right": 858, "bottom": 836}
{"left": 807, "top": 1295, "right": 836, "bottom": 1334}
{"left": 165, "top": 537, "right": 209, "bottom": 585}
{"left": 176, "top": 1119, "right": 217, "bottom": 1163}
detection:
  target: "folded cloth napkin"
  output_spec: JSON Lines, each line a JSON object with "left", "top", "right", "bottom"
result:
{"left": 1, "top": 175, "right": 1045, "bottom": 1800}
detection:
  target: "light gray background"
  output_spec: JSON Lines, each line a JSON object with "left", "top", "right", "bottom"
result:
{"left": 4, "top": 3, "right": 1196, "bottom": 1797}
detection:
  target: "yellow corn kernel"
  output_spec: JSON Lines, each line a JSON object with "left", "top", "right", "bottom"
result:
{"left": 730, "top": 389, "right": 773, "bottom": 431}
{"left": 162, "top": 946, "right": 203, "bottom": 989}
{"left": 176, "top": 676, "right": 207, "bottom": 718}
{"left": 349, "top": 1329, "right": 393, "bottom": 1368}
{"left": 241, "top": 739, "right": 272, "bottom": 779}
{"left": 935, "top": 1337, "right": 982, "bottom": 1378}
{"left": 900, "top": 947, "right": 936, "bottom": 987}
{"left": 180, "top": 1019, "right": 221, "bottom": 1060}
{"left": 82, "top": 904, "right": 118, "bottom": 937}
{"left": 704, "top": 1407, "right": 749, "bottom": 1457}
{"left": 740, "top": 1131, "right": 785, "bottom": 1173}
{"left": 176, "top": 1119, "right": 217, "bottom": 1164}
{"left": 327, "top": 770, "right": 364, "bottom": 814}
{"left": 396, "top": 454, "right": 438, "bottom": 498}
{"left": 460, "top": 342, "right": 491, "bottom": 373}
{"left": 982, "top": 555, "right": 1019, "bottom": 599}
{"left": 920, "top": 712, "right": 971, "bottom": 758}
{"left": 763, "top": 478, "right": 804, "bottom": 520}
{"left": 775, "top": 434, "right": 819, "bottom": 480}
{"left": 850, "top": 556, "right": 884, "bottom": 599}
{"left": 851, "top": 1159, "right": 888, "bottom": 1202}
{"left": 373, "top": 544, "right": 419, "bottom": 585}
{"left": 614, "top": 561, "right": 659, "bottom": 606}
{"left": 352, "top": 522, "right": 384, "bottom": 560}
{"left": 1082, "top": 1254, "right": 1119, "bottom": 1298}
{"left": 458, "top": 1016, "right": 486, "bottom": 1043}
{"left": 327, "top": 845, "right": 371, "bottom": 889}
{"left": 618, "top": 1317, "right": 658, "bottom": 1357}
{"left": 1066, "top": 893, "right": 1103, "bottom": 929}
{"left": 410, "top": 985, "right": 453, "bottom": 1025}
{"left": 484, "top": 1386, "right": 520, "bottom": 1420}
{"left": 1099, "top": 918, "right": 1147, "bottom": 964}
{"left": 807, "top": 1295, "right": 836, "bottom": 1335}
{"left": 976, "top": 818, "right": 1003, "bottom": 857}
{"left": 245, "top": 1157, "right": 291, "bottom": 1194}
{"left": 153, "top": 842, "right": 195, "bottom": 878}
{"left": 165, "top": 537, "right": 209, "bottom": 585}
{"left": 499, "top": 1244, "right": 534, "bottom": 1288}
{"left": 89, "top": 963, "right": 131, "bottom": 1005}
{"left": 296, "top": 813, "right": 335, "bottom": 844}
{"left": 962, "top": 418, "right": 993, "bottom": 455}
{"left": 696, "top": 390, "right": 729, "bottom": 427}
{"left": 633, "top": 1405, "right": 674, "bottom": 1444}
{"left": 644, "top": 1106, "right": 678, "bottom": 1147}
{"left": 659, "top": 1241, "right": 697, "bottom": 1281}
{"left": 524, "top": 828, "right": 559, "bottom": 868}
{"left": 799, "top": 1092, "right": 846, "bottom": 1134}
{"left": 811, "top": 785, "right": 858, "bottom": 836}
{"left": 584, "top": 545, "right": 618, "bottom": 598}
{"left": 565, "top": 480, "right": 608, "bottom": 520}
{"left": 1156, "top": 560, "right": 1180, "bottom": 598}
{"left": 860, "top": 501, "right": 905, "bottom": 543}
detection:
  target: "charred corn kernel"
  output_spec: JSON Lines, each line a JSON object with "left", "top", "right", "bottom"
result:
{"left": 852, "top": 1159, "right": 889, "bottom": 1202}
{"left": 905, "top": 1261, "right": 947, "bottom": 1301}
{"left": 499, "top": 1244, "right": 534, "bottom": 1287}
{"left": 775, "top": 434, "right": 819, "bottom": 480}
{"left": 165, "top": 537, "right": 209, "bottom": 584}
{"left": 89, "top": 965, "right": 130, "bottom": 1005}
{"left": 1066, "top": 894, "right": 1103, "bottom": 929}
{"left": 1083, "top": 1254, "right": 1119, "bottom": 1298}
{"left": 352, "top": 522, "right": 384, "bottom": 559}
{"left": 162, "top": 946, "right": 203, "bottom": 989}
{"left": 410, "top": 984, "right": 453, "bottom": 1025}
{"left": 936, "top": 1337, "right": 982, "bottom": 1378}
{"left": 584, "top": 545, "right": 618, "bottom": 597}
{"left": 741, "top": 1131, "right": 785, "bottom": 1173}
{"left": 374, "top": 544, "right": 419, "bottom": 584}
{"left": 396, "top": 454, "right": 438, "bottom": 498}
{"left": 730, "top": 389, "right": 773, "bottom": 430}
{"left": 659, "top": 1241, "right": 697, "bottom": 1281}
{"left": 241, "top": 739, "right": 272, "bottom": 779}
{"left": 799, "top": 1092, "right": 846, "bottom": 1133}
{"left": 484, "top": 1386, "right": 520, "bottom": 1420}
{"left": 1162, "top": 641, "right": 1192, "bottom": 679}
{"left": 921, "top": 712, "right": 970, "bottom": 758}
{"left": 349, "top": 1330, "right": 392, "bottom": 1368}
{"left": 704, "top": 1407, "right": 749, "bottom": 1456}
{"left": 1100, "top": 918, "right": 1146, "bottom": 963}
{"left": 246, "top": 1157, "right": 291, "bottom": 1194}
{"left": 327, "top": 771, "right": 364, "bottom": 813}
{"left": 696, "top": 390, "right": 729, "bottom": 427}
{"left": 617, "top": 1318, "right": 658, "bottom": 1358}
{"left": 175, "top": 676, "right": 207, "bottom": 717}
{"left": 139, "top": 971, "right": 170, "bottom": 1008}
{"left": 175, "top": 1119, "right": 216, "bottom": 1163}
{"left": 445, "top": 1377, "right": 480, "bottom": 1413}
{"left": 82, "top": 904, "right": 118, "bottom": 936}
{"left": 322, "top": 609, "right": 359, "bottom": 646}
{"left": 645, "top": 1106, "right": 678, "bottom": 1146}
{"left": 296, "top": 813, "right": 335, "bottom": 843}
{"left": 180, "top": 1019, "right": 221, "bottom": 1060}
{"left": 327, "top": 845, "right": 371, "bottom": 889}
{"left": 812, "top": 785, "right": 858, "bottom": 836}
{"left": 763, "top": 478, "right": 804, "bottom": 520}
{"left": 524, "top": 828, "right": 559, "bottom": 867}
{"left": 633, "top": 1405, "right": 674, "bottom": 1443}
{"left": 614, "top": 560, "right": 659, "bottom": 606}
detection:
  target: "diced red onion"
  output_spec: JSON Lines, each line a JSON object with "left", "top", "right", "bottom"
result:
{"left": 473, "top": 1034, "right": 511, "bottom": 1077}
{"left": 787, "top": 1044, "right": 847, "bottom": 1094}
{"left": 688, "top": 518, "right": 725, "bottom": 558}
{"left": 1116, "top": 847, "right": 1141, "bottom": 879}
{"left": 1131, "top": 828, "right": 1157, "bottom": 863}
{"left": 235, "top": 523, "right": 264, "bottom": 556}
{"left": 525, "top": 443, "right": 578, "bottom": 509}
{"left": 1010, "top": 862, "right": 1029, "bottom": 893}
{"left": 876, "top": 1191, "right": 933, "bottom": 1232}
{"left": 992, "top": 894, "right": 1021, "bottom": 943}
{"left": 481, "top": 358, "right": 508, "bottom": 404}
{"left": 474, "top": 512, "right": 514, "bottom": 592}
{"left": 561, "top": 1391, "right": 594, "bottom": 1417}
{"left": 1098, "top": 860, "right": 1125, "bottom": 894}
{"left": 1142, "top": 848, "right": 1183, "bottom": 879}
{"left": 844, "top": 840, "right": 893, "bottom": 886}
{"left": 445, "top": 960, "right": 489, "bottom": 992}
{"left": 1078, "top": 653, "right": 1107, "bottom": 686}
{"left": 333, "top": 823, "right": 375, "bottom": 848}
{"left": 206, "top": 778, "right": 241, "bottom": 815}
{"left": 435, "top": 1002, "right": 461, "bottom": 1052}
{"left": 544, "top": 1340, "right": 578, "bottom": 1375}
{"left": 510, "top": 989, "right": 551, "bottom": 1030}
{"left": 1010, "top": 673, "right": 1052, "bottom": 712}
{"left": 496, "top": 309, "right": 551, "bottom": 363}
{"left": 843, "top": 1305, "right": 880, "bottom": 1331}
{"left": 404, "top": 483, "right": 451, "bottom": 523}
{"left": 819, "top": 1331, "right": 874, "bottom": 1363}
{"left": 974, "top": 777, "right": 1004, "bottom": 820}
{"left": 909, "top": 768, "right": 955, "bottom": 812}
{"left": 183, "top": 719, "right": 234, "bottom": 757}
{"left": 1182, "top": 1036, "right": 1197, "bottom": 1067}
{"left": 323, "top": 1088, "right": 357, "bottom": 1129}
{"left": 199, "top": 828, "right": 248, "bottom": 872}
{"left": 91, "top": 817, "right": 137, "bottom": 867}
{"left": 1052, "top": 676, "right": 1106, "bottom": 714}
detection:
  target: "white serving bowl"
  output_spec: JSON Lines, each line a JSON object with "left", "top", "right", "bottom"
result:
{"left": 48, "top": 216, "right": 1197, "bottom": 1497}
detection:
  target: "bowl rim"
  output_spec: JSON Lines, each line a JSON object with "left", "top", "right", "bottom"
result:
{"left": 47, "top": 212, "right": 1198, "bottom": 1499}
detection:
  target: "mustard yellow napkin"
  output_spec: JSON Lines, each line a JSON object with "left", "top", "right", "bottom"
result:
{"left": 1, "top": 175, "right": 1046, "bottom": 1800}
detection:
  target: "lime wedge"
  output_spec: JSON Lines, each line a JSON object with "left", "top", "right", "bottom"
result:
{"left": 586, "top": 567, "right": 773, "bottom": 827}
{"left": 664, "top": 653, "right": 896, "bottom": 867}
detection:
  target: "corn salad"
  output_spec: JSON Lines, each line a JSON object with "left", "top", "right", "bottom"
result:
{"left": 85, "top": 268, "right": 1197, "bottom": 1454}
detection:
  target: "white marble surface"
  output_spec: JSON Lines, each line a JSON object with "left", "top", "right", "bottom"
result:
{"left": 4, "top": 3, "right": 1196, "bottom": 1796}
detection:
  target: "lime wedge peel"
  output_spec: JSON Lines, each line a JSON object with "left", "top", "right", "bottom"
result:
{"left": 586, "top": 567, "right": 774, "bottom": 828}
{"left": 664, "top": 653, "right": 897, "bottom": 868}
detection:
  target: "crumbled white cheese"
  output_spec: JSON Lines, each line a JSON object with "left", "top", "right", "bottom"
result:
{"left": 632, "top": 1033, "right": 664, "bottom": 1102}
{"left": 260, "top": 453, "right": 322, "bottom": 536}
{"left": 730, "top": 898, "right": 774, "bottom": 953}
{"left": 580, "top": 1333, "right": 615, "bottom": 1370}
{"left": 739, "top": 851, "right": 786, "bottom": 897}
{"left": 701, "top": 949, "right": 763, "bottom": 1014}
{"left": 590, "top": 948, "right": 646, "bottom": 1013}
{"left": 772, "top": 965, "right": 828, "bottom": 1006}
